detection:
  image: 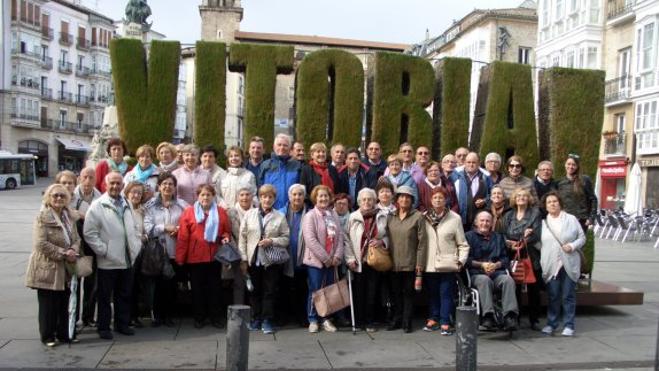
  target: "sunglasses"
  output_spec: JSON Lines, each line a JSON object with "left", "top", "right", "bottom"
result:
{"left": 508, "top": 164, "right": 522, "bottom": 169}
{"left": 417, "top": 152, "right": 429, "bottom": 155}
{"left": 568, "top": 153, "right": 580, "bottom": 160}
{"left": 52, "top": 193, "right": 67, "bottom": 199}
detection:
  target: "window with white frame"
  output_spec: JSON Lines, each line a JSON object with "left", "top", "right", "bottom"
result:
{"left": 556, "top": 0, "right": 564, "bottom": 21}
{"left": 587, "top": 46, "right": 598, "bottom": 68}
{"left": 542, "top": 0, "right": 549, "bottom": 27}
{"left": 566, "top": 50, "right": 575, "bottom": 68}
{"left": 59, "top": 109, "right": 67, "bottom": 128}
{"left": 589, "top": 0, "right": 599, "bottom": 23}
{"left": 578, "top": 48, "right": 585, "bottom": 68}
{"left": 552, "top": 55, "right": 561, "bottom": 67}
{"left": 615, "top": 113, "right": 626, "bottom": 134}
{"left": 635, "top": 100, "right": 659, "bottom": 153}
{"left": 638, "top": 22, "right": 655, "bottom": 72}
{"left": 518, "top": 47, "right": 531, "bottom": 64}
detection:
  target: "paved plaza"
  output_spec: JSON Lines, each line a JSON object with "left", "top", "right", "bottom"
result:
{"left": 0, "top": 180, "right": 657, "bottom": 370}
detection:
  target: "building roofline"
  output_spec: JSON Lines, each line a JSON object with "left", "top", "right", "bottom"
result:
{"left": 48, "top": 0, "right": 115, "bottom": 24}
{"left": 234, "top": 31, "right": 408, "bottom": 51}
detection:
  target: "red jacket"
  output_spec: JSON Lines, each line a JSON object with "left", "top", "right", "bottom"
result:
{"left": 95, "top": 160, "right": 133, "bottom": 193}
{"left": 176, "top": 205, "right": 231, "bottom": 265}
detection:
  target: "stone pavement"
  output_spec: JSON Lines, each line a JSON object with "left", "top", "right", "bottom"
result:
{"left": 0, "top": 180, "right": 657, "bottom": 370}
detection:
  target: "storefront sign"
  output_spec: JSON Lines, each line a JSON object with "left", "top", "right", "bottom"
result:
{"left": 599, "top": 160, "right": 627, "bottom": 178}
{"left": 639, "top": 159, "right": 659, "bottom": 167}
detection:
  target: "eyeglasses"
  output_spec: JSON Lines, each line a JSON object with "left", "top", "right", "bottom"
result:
{"left": 52, "top": 193, "right": 67, "bottom": 199}
{"left": 416, "top": 152, "right": 429, "bottom": 156}
{"left": 539, "top": 168, "right": 552, "bottom": 172}
{"left": 508, "top": 164, "right": 522, "bottom": 169}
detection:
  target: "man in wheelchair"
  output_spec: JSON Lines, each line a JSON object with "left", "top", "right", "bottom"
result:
{"left": 465, "top": 211, "right": 519, "bottom": 331}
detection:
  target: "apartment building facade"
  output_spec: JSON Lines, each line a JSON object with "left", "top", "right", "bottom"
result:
{"left": 1, "top": 0, "right": 114, "bottom": 176}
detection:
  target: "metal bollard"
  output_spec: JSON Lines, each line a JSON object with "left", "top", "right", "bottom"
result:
{"left": 655, "top": 315, "right": 658, "bottom": 371}
{"left": 226, "top": 305, "right": 250, "bottom": 371}
{"left": 456, "top": 305, "right": 478, "bottom": 371}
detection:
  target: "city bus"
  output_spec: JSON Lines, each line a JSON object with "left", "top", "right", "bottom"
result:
{"left": 0, "top": 151, "right": 37, "bottom": 189}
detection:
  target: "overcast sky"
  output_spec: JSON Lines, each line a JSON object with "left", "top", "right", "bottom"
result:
{"left": 87, "top": 0, "right": 527, "bottom": 45}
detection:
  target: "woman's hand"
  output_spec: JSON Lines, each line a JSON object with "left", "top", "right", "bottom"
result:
{"left": 347, "top": 261, "right": 358, "bottom": 271}
{"left": 257, "top": 238, "right": 273, "bottom": 248}
{"left": 368, "top": 239, "right": 383, "bottom": 249}
{"left": 331, "top": 256, "right": 342, "bottom": 267}
{"left": 561, "top": 243, "right": 573, "bottom": 253}
{"left": 65, "top": 249, "right": 77, "bottom": 263}
{"left": 523, "top": 228, "right": 533, "bottom": 238}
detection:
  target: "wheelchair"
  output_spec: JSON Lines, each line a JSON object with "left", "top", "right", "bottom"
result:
{"left": 456, "top": 268, "right": 517, "bottom": 337}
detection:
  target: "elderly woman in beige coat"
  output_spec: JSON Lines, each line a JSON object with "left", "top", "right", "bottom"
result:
{"left": 346, "top": 188, "right": 389, "bottom": 332}
{"left": 238, "top": 184, "right": 290, "bottom": 335}
{"left": 422, "top": 186, "right": 469, "bottom": 335}
{"left": 26, "top": 183, "right": 81, "bottom": 347}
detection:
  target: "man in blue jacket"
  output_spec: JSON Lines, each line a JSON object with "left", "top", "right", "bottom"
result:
{"left": 465, "top": 211, "right": 518, "bottom": 331}
{"left": 455, "top": 152, "right": 492, "bottom": 230}
{"left": 335, "top": 148, "right": 376, "bottom": 211}
{"left": 258, "top": 134, "right": 301, "bottom": 210}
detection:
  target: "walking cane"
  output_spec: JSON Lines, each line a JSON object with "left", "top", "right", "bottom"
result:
{"left": 347, "top": 269, "right": 356, "bottom": 334}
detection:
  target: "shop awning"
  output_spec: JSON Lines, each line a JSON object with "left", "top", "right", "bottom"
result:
{"left": 56, "top": 138, "right": 91, "bottom": 152}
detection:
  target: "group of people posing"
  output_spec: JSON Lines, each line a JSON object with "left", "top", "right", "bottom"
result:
{"left": 26, "top": 133, "right": 597, "bottom": 347}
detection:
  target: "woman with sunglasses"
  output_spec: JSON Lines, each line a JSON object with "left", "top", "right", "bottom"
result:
{"left": 499, "top": 155, "right": 538, "bottom": 204}
{"left": 556, "top": 154, "right": 597, "bottom": 233}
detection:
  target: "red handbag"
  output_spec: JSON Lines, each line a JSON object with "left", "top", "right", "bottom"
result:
{"left": 510, "top": 240, "right": 536, "bottom": 284}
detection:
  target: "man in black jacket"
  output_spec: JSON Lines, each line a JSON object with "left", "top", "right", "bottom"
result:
{"left": 336, "top": 148, "right": 376, "bottom": 210}
{"left": 534, "top": 160, "right": 558, "bottom": 201}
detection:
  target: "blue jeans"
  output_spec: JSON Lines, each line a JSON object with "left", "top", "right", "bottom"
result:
{"left": 546, "top": 267, "right": 577, "bottom": 330}
{"left": 426, "top": 272, "right": 456, "bottom": 326}
{"left": 306, "top": 266, "right": 335, "bottom": 323}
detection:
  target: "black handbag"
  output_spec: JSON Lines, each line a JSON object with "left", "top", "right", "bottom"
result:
{"left": 214, "top": 242, "right": 242, "bottom": 264}
{"left": 141, "top": 238, "right": 166, "bottom": 277}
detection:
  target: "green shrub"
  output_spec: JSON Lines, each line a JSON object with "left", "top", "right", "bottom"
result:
{"left": 228, "top": 43, "right": 294, "bottom": 151}
{"left": 110, "top": 39, "right": 180, "bottom": 154}
{"left": 477, "top": 61, "right": 538, "bottom": 174}
{"left": 538, "top": 68, "right": 604, "bottom": 180}
{"left": 433, "top": 57, "right": 471, "bottom": 158}
{"left": 295, "top": 49, "right": 363, "bottom": 148}
{"left": 371, "top": 52, "right": 434, "bottom": 156}
{"left": 195, "top": 41, "right": 227, "bottom": 164}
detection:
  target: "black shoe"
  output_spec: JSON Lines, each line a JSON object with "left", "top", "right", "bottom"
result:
{"left": 130, "top": 319, "right": 144, "bottom": 328}
{"left": 530, "top": 321, "right": 541, "bottom": 331}
{"left": 83, "top": 319, "right": 96, "bottom": 327}
{"left": 116, "top": 327, "right": 135, "bottom": 336}
{"left": 211, "top": 321, "right": 224, "bottom": 329}
{"left": 481, "top": 315, "right": 496, "bottom": 331}
{"left": 403, "top": 322, "right": 413, "bottom": 333}
{"left": 386, "top": 321, "right": 401, "bottom": 331}
{"left": 98, "top": 330, "right": 113, "bottom": 340}
{"left": 194, "top": 320, "right": 205, "bottom": 329}
{"left": 504, "top": 314, "right": 518, "bottom": 331}
{"left": 164, "top": 318, "right": 176, "bottom": 328}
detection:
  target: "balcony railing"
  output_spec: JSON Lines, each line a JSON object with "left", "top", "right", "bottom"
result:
{"left": 603, "top": 132, "right": 627, "bottom": 155}
{"left": 77, "top": 38, "right": 90, "bottom": 50}
{"left": 59, "top": 32, "right": 73, "bottom": 46}
{"left": 90, "top": 67, "right": 112, "bottom": 77}
{"left": 9, "top": 112, "right": 40, "bottom": 122}
{"left": 11, "top": 48, "right": 41, "bottom": 60}
{"left": 40, "top": 56, "right": 52, "bottom": 70}
{"left": 605, "top": 76, "right": 632, "bottom": 103}
{"left": 76, "top": 94, "right": 90, "bottom": 105}
{"left": 607, "top": 0, "right": 635, "bottom": 20}
{"left": 58, "top": 61, "right": 72, "bottom": 74}
{"left": 11, "top": 76, "right": 40, "bottom": 90}
{"left": 41, "top": 27, "right": 54, "bottom": 40}
{"left": 41, "top": 88, "right": 52, "bottom": 99}
{"left": 43, "top": 119, "right": 92, "bottom": 134}
{"left": 75, "top": 65, "right": 90, "bottom": 77}
{"left": 57, "top": 91, "right": 73, "bottom": 103}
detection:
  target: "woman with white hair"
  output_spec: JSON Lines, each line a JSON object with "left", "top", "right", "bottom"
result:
{"left": 484, "top": 152, "right": 503, "bottom": 185}
{"left": 346, "top": 188, "right": 389, "bottom": 332}
{"left": 217, "top": 146, "right": 257, "bottom": 209}
{"left": 226, "top": 186, "right": 256, "bottom": 305}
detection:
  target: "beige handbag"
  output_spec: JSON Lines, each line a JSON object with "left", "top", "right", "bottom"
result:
{"left": 75, "top": 255, "right": 93, "bottom": 277}
{"left": 312, "top": 268, "right": 350, "bottom": 317}
{"left": 366, "top": 245, "right": 393, "bottom": 272}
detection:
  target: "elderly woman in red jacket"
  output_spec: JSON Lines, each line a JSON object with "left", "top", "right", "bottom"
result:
{"left": 176, "top": 184, "right": 231, "bottom": 329}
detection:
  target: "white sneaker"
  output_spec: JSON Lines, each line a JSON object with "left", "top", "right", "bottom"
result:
{"left": 322, "top": 320, "right": 337, "bottom": 332}
{"left": 541, "top": 325, "right": 554, "bottom": 335}
{"left": 561, "top": 327, "right": 575, "bottom": 337}
{"left": 308, "top": 322, "right": 319, "bottom": 333}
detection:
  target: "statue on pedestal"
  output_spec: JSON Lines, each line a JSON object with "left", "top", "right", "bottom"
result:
{"left": 125, "top": 0, "right": 152, "bottom": 31}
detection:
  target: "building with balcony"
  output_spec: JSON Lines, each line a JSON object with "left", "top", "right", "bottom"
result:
{"left": 407, "top": 1, "right": 538, "bottom": 133}
{"left": 1, "top": 0, "right": 115, "bottom": 176}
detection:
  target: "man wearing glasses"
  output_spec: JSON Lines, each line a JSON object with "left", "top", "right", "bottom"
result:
{"left": 534, "top": 160, "right": 557, "bottom": 201}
